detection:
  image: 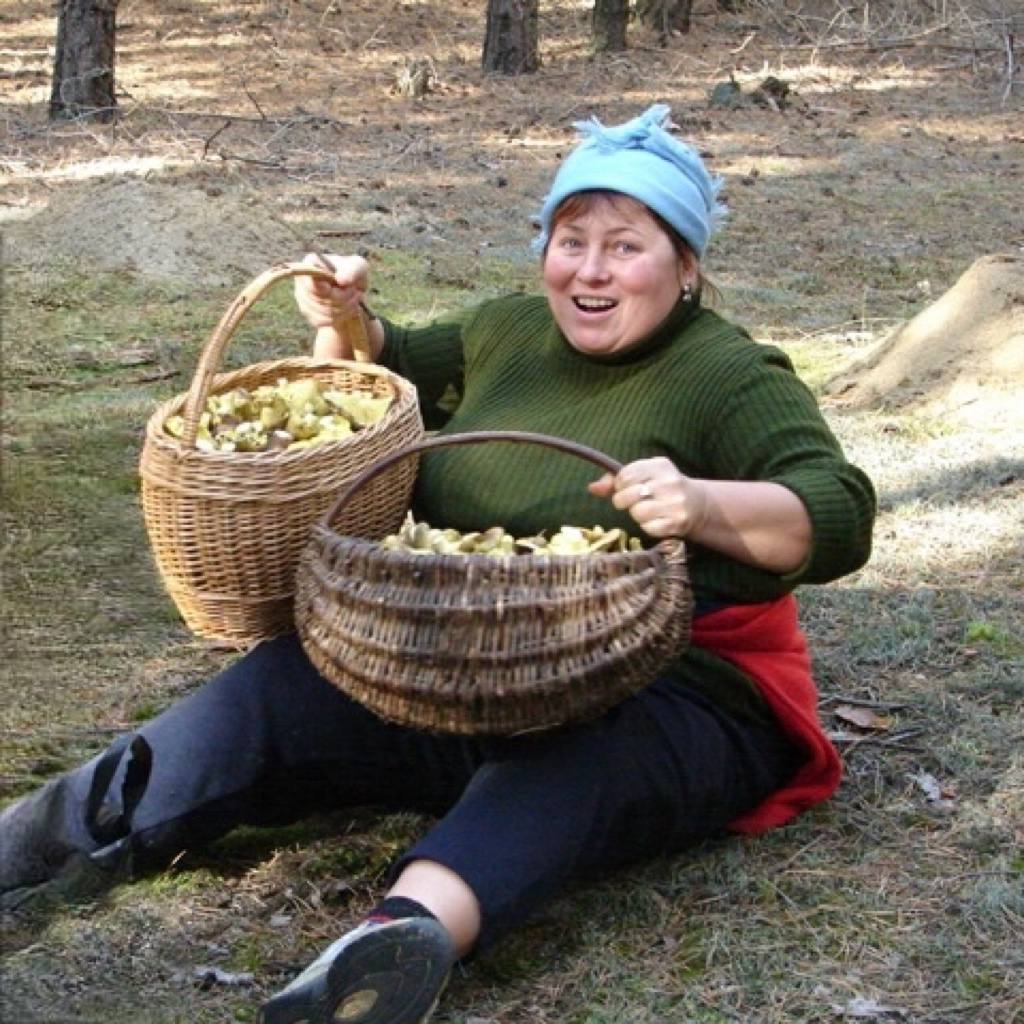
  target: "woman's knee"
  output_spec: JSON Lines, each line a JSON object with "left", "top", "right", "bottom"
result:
{"left": 152, "top": 633, "right": 313, "bottom": 727}
{"left": 214, "top": 633, "right": 309, "bottom": 700}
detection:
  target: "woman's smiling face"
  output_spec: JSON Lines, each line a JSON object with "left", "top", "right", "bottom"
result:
{"left": 543, "top": 193, "right": 694, "bottom": 357}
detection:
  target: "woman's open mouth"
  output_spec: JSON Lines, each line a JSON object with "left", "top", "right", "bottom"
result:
{"left": 573, "top": 296, "right": 618, "bottom": 313}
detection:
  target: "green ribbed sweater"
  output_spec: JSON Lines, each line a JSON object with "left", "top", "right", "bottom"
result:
{"left": 379, "top": 294, "right": 876, "bottom": 723}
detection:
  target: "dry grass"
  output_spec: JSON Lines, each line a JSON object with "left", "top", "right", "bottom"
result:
{"left": 2, "top": 2, "right": 1023, "bottom": 1022}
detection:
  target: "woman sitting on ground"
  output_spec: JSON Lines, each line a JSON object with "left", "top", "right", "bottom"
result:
{"left": 1, "top": 105, "right": 875, "bottom": 1024}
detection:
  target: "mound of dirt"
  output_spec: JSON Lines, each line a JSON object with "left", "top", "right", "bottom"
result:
{"left": 5, "top": 176, "right": 305, "bottom": 288}
{"left": 828, "top": 254, "right": 1024, "bottom": 426}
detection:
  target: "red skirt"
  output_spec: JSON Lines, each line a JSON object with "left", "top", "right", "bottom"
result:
{"left": 690, "top": 595, "right": 841, "bottom": 834}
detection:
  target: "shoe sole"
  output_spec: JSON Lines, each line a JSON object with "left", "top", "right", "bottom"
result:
{"left": 260, "top": 917, "right": 453, "bottom": 1024}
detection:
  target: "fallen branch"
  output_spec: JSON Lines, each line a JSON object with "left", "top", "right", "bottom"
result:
{"left": 123, "top": 368, "right": 179, "bottom": 385}
{"left": 314, "top": 228, "right": 373, "bottom": 238}
{"left": 830, "top": 727, "right": 927, "bottom": 752}
{"left": 201, "top": 120, "right": 232, "bottom": 160}
{"left": 211, "top": 151, "right": 291, "bottom": 170}
{"left": 731, "top": 31, "right": 757, "bottom": 55}
{"left": 821, "top": 694, "right": 910, "bottom": 712}
{"left": 1002, "top": 30, "right": 1017, "bottom": 105}
{"left": 22, "top": 376, "right": 89, "bottom": 391}
{"left": 791, "top": 38, "right": 1003, "bottom": 53}
{"left": 243, "top": 82, "right": 267, "bottom": 121}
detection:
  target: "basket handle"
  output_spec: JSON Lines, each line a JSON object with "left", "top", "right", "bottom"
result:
{"left": 322, "top": 430, "right": 624, "bottom": 527}
{"left": 179, "top": 262, "right": 373, "bottom": 446}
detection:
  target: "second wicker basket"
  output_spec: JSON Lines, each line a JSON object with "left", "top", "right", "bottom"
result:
{"left": 295, "top": 431, "right": 693, "bottom": 735}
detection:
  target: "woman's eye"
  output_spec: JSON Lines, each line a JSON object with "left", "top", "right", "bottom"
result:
{"left": 615, "top": 241, "right": 639, "bottom": 255}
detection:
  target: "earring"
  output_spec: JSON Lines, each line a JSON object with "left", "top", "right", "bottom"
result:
{"left": 682, "top": 282, "right": 693, "bottom": 302}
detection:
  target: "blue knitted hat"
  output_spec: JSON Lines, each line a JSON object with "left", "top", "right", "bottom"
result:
{"left": 535, "top": 104, "right": 726, "bottom": 259}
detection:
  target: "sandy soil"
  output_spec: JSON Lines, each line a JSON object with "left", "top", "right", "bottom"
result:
{"left": 828, "top": 252, "right": 1024, "bottom": 425}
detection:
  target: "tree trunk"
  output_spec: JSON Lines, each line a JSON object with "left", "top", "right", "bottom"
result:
{"left": 636, "top": 0, "right": 693, "bottom": 39}
{"left": 482, "top": 0, "right": 539, "bottom": 75}
{"left": 592, "top": 0, "right": 628, "bottom": 52}
{"left": 50, "top": 0, "right": 119, "bottom": 122}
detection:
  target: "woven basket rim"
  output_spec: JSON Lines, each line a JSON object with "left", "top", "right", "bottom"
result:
{"left": 307, "top": 525, "right": 680, "bottom": 561}
{"left": 143, "top": 357, "right": 418, "bottom": 466}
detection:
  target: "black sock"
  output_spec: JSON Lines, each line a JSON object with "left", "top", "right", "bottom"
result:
{"left": 365, "top": 895, "right": 437, "bottom": 924}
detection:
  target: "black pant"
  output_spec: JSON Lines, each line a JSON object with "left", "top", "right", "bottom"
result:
{"left": 66, "top": 633, "right": 801, "bottom": 949}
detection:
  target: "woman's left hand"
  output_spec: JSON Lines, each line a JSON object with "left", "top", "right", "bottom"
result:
{"left": 590, "top": 457, "right": 813, "bottom": 573}
{"left": 588, "top": 457, "right": 708, "bottom": 540}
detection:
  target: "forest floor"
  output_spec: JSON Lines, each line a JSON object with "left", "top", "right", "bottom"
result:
{"left": 1, "top": 2, "right": 1023, "bottom": 1023}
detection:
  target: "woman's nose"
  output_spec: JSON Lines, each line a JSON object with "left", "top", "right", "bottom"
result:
{"left": 576, "top": 247, "right": 611, "bottom": 282}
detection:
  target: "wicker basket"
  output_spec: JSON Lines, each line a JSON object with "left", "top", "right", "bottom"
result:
{"left": 139, "top": 262, "right": 424, "bottom": 646}
{"left": 295, "top": 431, "right": 693, "bottom": 735}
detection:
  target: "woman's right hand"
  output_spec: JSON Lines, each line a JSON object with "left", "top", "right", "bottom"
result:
{"left": 295, "top": 253, "right": 383, "bottom": 361}
{"left": 295, "top": 252, "right": 369, "bottom": 327}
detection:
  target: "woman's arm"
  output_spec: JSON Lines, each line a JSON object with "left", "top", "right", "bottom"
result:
{"left": 590, "top": 339, "right": 875, "bottom": 581}
{"left": 313, "top": 320, "right": 385, "bottom": 361}
{"left": 295, "top": 251, "right": 474, "bottom": 431}
{"left": 588, "top": 466, "right": 811, "bottom": 575}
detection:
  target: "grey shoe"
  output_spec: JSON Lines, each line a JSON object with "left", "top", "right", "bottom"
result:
{"left": 259, "top": 916, "right": 456, "bottom": 1024}
{"left": 0, "top": 777, "right": 91, "bottom": 895}
{"left": 1, "top": 735, "right": 150, "bottom": 908}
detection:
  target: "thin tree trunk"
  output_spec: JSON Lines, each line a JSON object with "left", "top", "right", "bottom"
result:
{"left": 636, "top": 0, "right": 693, "bottom": 39}
{"left": 482, "top": 0, "right": 539, "bottom": 75}
{"left": 50, "top": 0, "right": 119, "bottom": 122}
{"left": 592, "top": 0, "right": 629, "bottom": 52}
